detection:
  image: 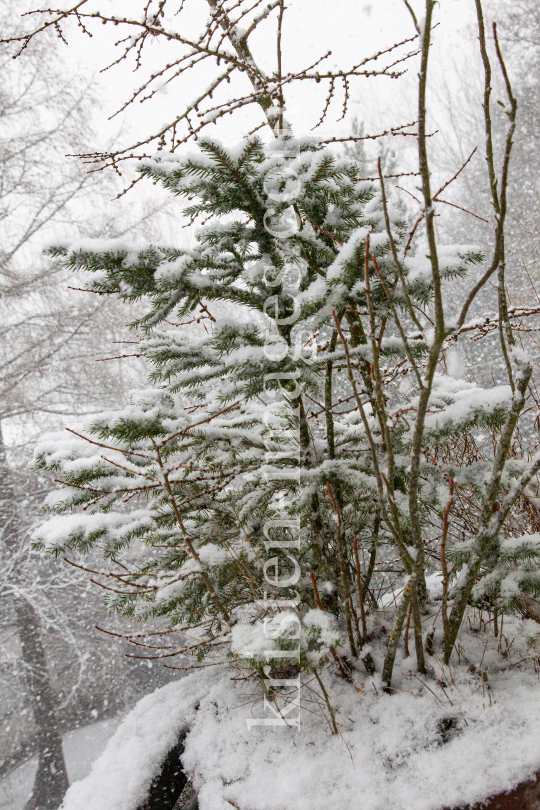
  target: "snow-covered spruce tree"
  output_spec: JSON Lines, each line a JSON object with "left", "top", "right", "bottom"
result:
{"left": 34, "top": 133, "right": 414, "bottom": 679}
{"left": 24, "top": 0, "right": 540, "bottom": 783}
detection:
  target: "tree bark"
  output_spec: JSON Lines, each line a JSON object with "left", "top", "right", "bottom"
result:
{"left": 14, "top": 596, "right": 69, "bottom": 810}
{"left": 0, "top": 429, "right": 69, "bottom": 809}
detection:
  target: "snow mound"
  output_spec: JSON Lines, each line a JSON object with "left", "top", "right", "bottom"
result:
{"left": 59, "top": 680, "right": 203, "bottom": 810}
{"left": 62, "top": 618, "right": 540, "bottom": 810}
{"left": 183, "top": 665, "right": 540, "bottom": 810}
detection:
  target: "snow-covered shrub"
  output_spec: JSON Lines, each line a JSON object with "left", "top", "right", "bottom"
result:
{"left": 31, "top": 127, "right": 540, "bottom": 694}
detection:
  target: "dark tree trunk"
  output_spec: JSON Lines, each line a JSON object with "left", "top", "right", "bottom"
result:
{"left": 14, "top": 596, "right": 69, "bottom": 810}
{"left": 0, "top": 430, "right": 69, "bottom": 810}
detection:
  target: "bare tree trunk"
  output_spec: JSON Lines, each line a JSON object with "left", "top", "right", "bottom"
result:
{"left": 0, "top": 430, "right": 69, "bottom": 809}
{"left": 14, "top": 596, "right": 69, "bottom": 810}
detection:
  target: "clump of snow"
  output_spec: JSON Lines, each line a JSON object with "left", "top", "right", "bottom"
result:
{"left": 303, "top": 608, "right": 341, "bottom": 651}
{"left": 31, "top": 511, "right": 152, "bottom": 552}
{"left": 510, "top": 346, "right": 531, "bottom": 366}
{"left": 426, "top": 571, "right": 444, "bottom": 600}
{"left": 446, "top": 347, "right": 465, "bottom": 379}
{"left": 231, "top": 621, "right": 277, "bottom": 658}
{"left": 326, "top": 227, "right": 370, "bottom": 281}
{"left": 416, "top": 374, "right": 513, "bottom": 438}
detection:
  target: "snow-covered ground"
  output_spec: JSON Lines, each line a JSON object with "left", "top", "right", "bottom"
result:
{"left": 5, "top": 603, "right": 540, "bottom": 810}
{"left": 53, "top": 611, "right": 540, "bottom": 810}
{"left": 0, "top": 716, "right": 122, "bottom": 810}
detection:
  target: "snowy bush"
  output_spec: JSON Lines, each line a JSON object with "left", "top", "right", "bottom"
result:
{"left": 32, "top": 125, "right": 540, "bottom": 696}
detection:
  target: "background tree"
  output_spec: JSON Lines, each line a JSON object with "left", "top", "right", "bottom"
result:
{"left": 0, "top": 3, "right": 174, "bottom": 807}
